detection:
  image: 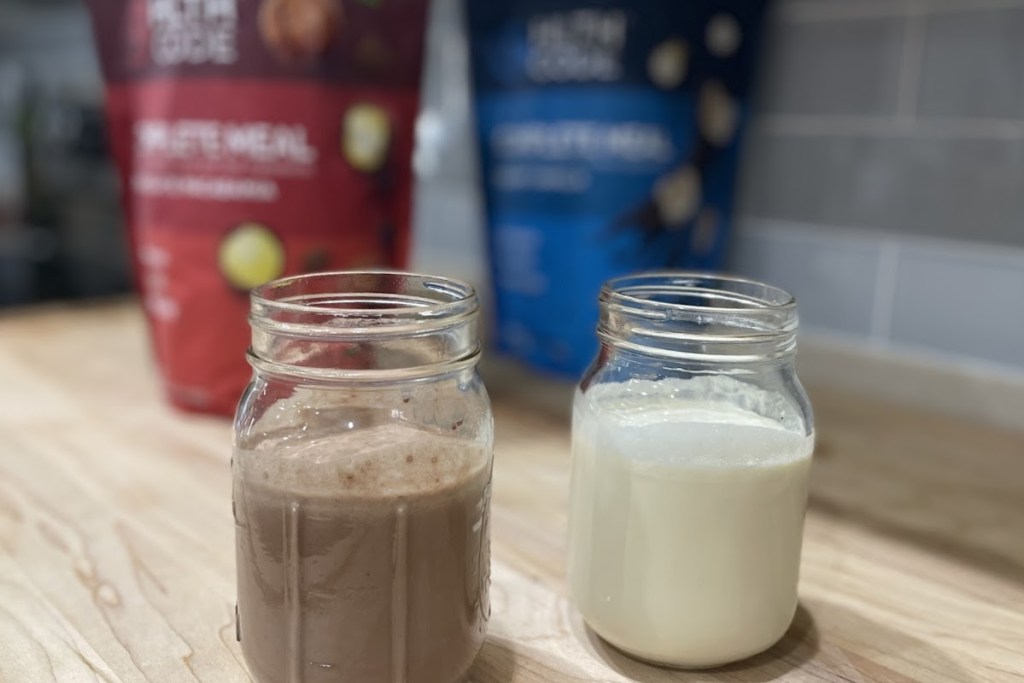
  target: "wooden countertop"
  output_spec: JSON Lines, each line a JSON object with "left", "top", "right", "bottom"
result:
{"left": 1, "top": 302, "right": 1022, "bottom": 682}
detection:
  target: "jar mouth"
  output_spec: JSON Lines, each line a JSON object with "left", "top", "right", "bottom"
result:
{"left": 602, "top": 271, "right": 796, "bottom": 317}
{"left": 251, "top": 271, "right": 478, "bottom": 334}
{"left": 249, "top": 271, "right": 481, "bottom": 382}
{"left": 599, "top": 272, "right": 799, "bottom": 362}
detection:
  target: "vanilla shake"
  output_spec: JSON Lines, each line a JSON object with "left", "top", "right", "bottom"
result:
{"left": 567, "top": 377, "right": 814, "bottom": 667}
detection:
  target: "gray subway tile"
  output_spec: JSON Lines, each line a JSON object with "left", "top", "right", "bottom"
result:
{"left": 412, "top": 179, "right": 484, "bottom": 256}
{"left": 728, "top": 221, "right": 882, "bottom": 336}
{"left": 411, "top": 180, "right": 488, "bottom": 290}
{"left": 757, "top": 14, "right": 906, "bottom": 115}
{"left": 738, "top": 132, "right": 1024, "bottom": 249}
{"left": 889, "top": 245, "right": 1024, "bottom": 369}
{"left": 417, "top": 0, "right": 476, "bottom": 184}
{"left": 919, "top": 7, "right": 1024, "bottom": 119}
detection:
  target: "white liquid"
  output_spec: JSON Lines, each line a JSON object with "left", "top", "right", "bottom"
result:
{"left": 567, "top": 378, "right": 814, "bottom": 668}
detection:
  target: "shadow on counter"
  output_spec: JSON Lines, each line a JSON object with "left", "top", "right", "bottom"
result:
{"left": 579, "top": 599, "right": 976, "bottom": 682}
{"left": 467, "top": 638, "right": 521, "bottom": 683}
{"left": 575, "top": 604, "right": 818, "bottom": 682}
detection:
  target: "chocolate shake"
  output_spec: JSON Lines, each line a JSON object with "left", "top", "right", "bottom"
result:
{"left": 234, "top": 423, "right": 491, "bottom": 683}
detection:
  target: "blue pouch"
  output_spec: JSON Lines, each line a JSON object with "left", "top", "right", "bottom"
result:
{"left": 468, "top": 0, "right": 769, "bottom": 376}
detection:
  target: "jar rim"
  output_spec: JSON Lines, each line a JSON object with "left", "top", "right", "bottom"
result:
{"left": 251, "top": 270, "right": 477, "bottom": 321}
{"left": 601, "top": 271, "right": 796, "bottom": 318}
{"left": 248, "top": 271, "right": 481, "bottom": 383}
{"left": 598, "top": 271, "right": 799, "bottom": 362}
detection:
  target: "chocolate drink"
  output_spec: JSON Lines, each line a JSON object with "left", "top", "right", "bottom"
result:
{"left": 234, "top": 423, "right": 491, "bottom": 683}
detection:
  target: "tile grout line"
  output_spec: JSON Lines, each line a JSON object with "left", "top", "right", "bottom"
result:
{"left": 895, "top": 7, "right": 927, "bottom": 120}
{"left": 741, "top": 215, "right": 1024, "bottom": 266}
{"left": 869, "top": 238, "right": 900, "bottom": 347}
{"left": 754, "top": 114, "right": 1024, "bottom": 139}
{"left": 777, "top": 0, "right": 1024, "bottom": 24}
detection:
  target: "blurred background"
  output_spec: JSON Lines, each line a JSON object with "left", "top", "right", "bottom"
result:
{"left": 1, "top": 0, "right": 1021, "bottom": 377}
{"left": 415, "top": 0, "right": 1024, "bottom": 381}
{"left": 0, "top": 0, "right": 127, "bottom": 307}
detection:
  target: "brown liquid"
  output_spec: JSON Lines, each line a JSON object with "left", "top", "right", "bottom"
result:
{"left": 234, "top": 424, "right": 491, "bottom": 683}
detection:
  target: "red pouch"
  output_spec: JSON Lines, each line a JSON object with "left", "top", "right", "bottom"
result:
{"left": 86, "top": 0, "right": 429, "bottom": 414}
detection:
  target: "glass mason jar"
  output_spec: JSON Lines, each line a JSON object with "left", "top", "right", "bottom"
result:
{"left": 232, "top": 271, "right": 493, "bottom": 683}
{"left": 566, "top": 272, "right": 814, "bottom": 669}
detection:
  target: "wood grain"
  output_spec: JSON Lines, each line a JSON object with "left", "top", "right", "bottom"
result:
{"left": 0, "top": 302, "right": 1022, "bottom": 682}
